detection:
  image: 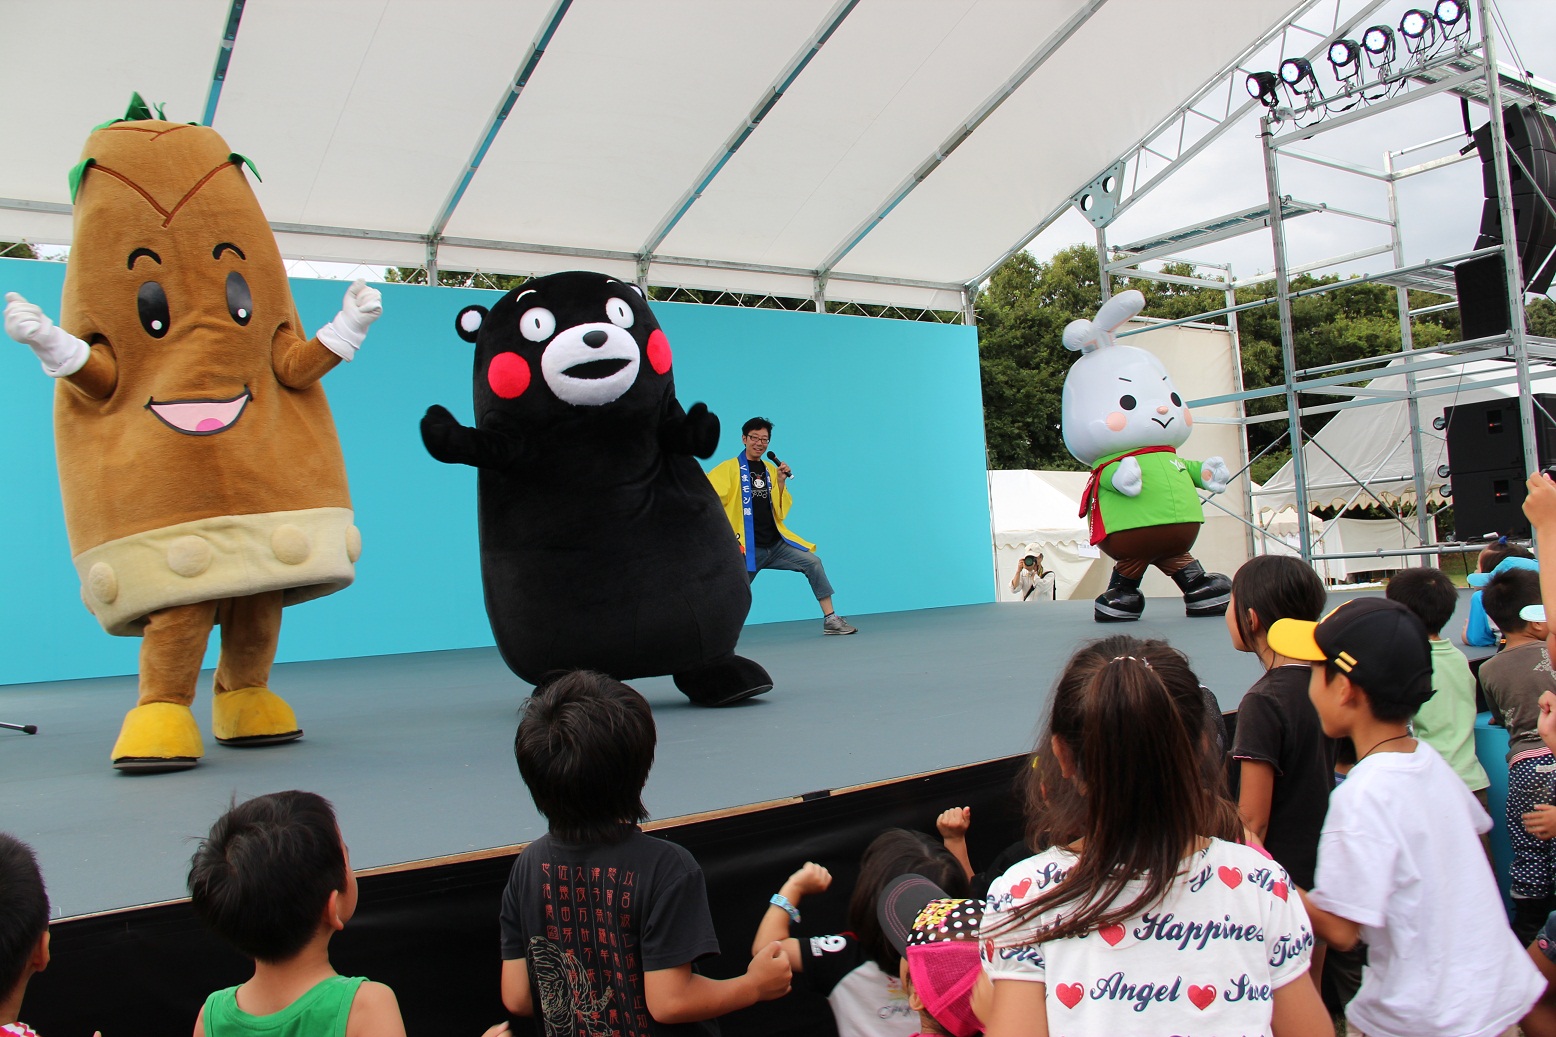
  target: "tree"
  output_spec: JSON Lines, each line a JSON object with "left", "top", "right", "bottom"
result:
{"left": 0, "top": 242, "right": 38, "bottom": 260}
{"left": 384, "top": 266, "right": 528, "bottom": 291}
{"left": 1529, "top": 296, "right": 1556, "bottom": 337}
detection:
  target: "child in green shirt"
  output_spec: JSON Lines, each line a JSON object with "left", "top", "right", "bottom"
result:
{"left": 1386, "top": 568, "right": 1492, "bottom": 802}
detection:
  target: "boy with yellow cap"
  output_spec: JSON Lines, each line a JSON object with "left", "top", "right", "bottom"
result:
{"left": 1269, "top": 597, "right": 1541, "bottom": 1037}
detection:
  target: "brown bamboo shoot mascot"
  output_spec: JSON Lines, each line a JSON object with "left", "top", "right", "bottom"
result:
{"left": 2, "top": 96, "right": 381, "bottom": 772}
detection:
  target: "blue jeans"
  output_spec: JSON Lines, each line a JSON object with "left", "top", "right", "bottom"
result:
{"left": 751, "top": 541, "right": 834, "bottom": 601}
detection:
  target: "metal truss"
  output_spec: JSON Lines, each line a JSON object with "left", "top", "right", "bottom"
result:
{"left": 970, "top": 0, "right": 1390, "bottom": 290}
{"left": 1090, "top": 0, "right": 1556, "bottom": 570}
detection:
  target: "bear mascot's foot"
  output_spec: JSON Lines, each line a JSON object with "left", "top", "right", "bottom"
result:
{"left": 1171, "top": 561, "right": 1231, "bottom": 617}
{"left": 213, "top": 687, "right": 303, "bottom": 746}
{"left": 1094, "top": 571, "right": 1146, "bottom": 622}
{"left": 673, "top": 655, "right": 774, "bottom": 707}
{"left": 111, "top": 702, "right": 203, "bottom": 772}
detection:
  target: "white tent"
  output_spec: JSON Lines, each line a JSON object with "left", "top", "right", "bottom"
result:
{"left": 1254, "top": 511, "right": 1432, "bottom": 583}
{"left": 988, "top": 469, "right": 1095, "bottom": 601}
{"left": 0, "top": 0, "right": 1302, "bottom": 309}
{"left": 1255, "top": 355, "right": 1556, "bottom": 512}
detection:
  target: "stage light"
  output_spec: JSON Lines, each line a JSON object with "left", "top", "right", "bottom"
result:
{"left": 1400, "top": 8, "right": 1436, "bottom": 49}
{"left": 1432, "top": 415, "right": 1448, "bottom": 430}
{"left": 1362, "top": 24, "right": 1396, "bottom": 65}
{"left": 1438, "top": 464, "right": 1452, "bottom": 479}
{"left": 1246, "top": 71, "right": 1281, "bottom": 107}
{"left": 1435, "top": 0, "right": 1470, "bottom": 40}
{"left": 1439, "top": 484, "right": 1453, "bottom": 498}
{"left": 1328, "top": 39, "right": 1362, "bottom": 82}
{"left": 1280, "top": 57, "right": 1319, "bottom": 94}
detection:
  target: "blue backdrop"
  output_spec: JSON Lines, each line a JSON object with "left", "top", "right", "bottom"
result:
{"left": 0, "top": 258, "right": 993, "bottom": 685}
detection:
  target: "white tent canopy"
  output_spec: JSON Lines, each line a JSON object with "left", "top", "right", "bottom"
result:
{"left": 1255, "top": 355, "right": 1556, "bottom": 512}
{"left": 0, "top": 0, "right": 1299, "bottom": 309}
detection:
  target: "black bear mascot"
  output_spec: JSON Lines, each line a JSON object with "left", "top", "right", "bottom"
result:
{"left": 421, "top": 271, "right": 772, "bottom": 705}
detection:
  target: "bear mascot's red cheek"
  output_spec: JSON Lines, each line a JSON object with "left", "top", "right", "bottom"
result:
{"left": 647, "top": 329, "right": 672, "bottom": 374}
{"left": 487, "top": 352, "right": 531, "bottom": 398}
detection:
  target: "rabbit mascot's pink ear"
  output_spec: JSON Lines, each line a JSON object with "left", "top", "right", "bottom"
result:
{"left": 1058, "top": 290, "right": 1231, "bottom": 624}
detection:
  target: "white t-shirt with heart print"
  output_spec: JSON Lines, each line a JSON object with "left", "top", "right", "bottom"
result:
{"left": 979, "top": 838, "right": 1313, "bottom": 1036}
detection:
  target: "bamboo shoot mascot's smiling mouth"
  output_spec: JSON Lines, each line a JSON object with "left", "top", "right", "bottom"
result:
{"left": 3, "top": 95, "right": 381, "bottom": 771}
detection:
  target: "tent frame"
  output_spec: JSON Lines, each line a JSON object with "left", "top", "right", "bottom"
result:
{"left": 1091, "top": 0, "right": 1556, "bottom": 567}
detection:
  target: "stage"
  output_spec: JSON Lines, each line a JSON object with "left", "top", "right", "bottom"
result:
{"left": 3, "top": 596, "right": 1297, "bottom": 920}
{"left": 6, "top": 587, "right": 1501, "bottom": 1035}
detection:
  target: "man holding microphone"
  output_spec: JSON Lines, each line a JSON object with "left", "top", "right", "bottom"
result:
{"left": 708, "top": 417, "right": 857, "bottom": 635}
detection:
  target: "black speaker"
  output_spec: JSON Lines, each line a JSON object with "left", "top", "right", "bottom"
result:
{"left": 1444, "top": 394, "right": 1556, "bottom": 538}
{"left": 1448, "top": 469, "right": 1529, "bottom": 540}
{"left": 1454, "top": 254, "right": 1512, "bottom": 340}
{"left": 1469, "top": 103, "right": 1556, "bottom": 295}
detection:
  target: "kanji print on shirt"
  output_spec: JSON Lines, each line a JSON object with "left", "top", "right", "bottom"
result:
{"left": 979, "top": 839, "right": 1314, "bottom": 1035}
{"left": 532, "top": 861, "right": 648, "bottom": 1037}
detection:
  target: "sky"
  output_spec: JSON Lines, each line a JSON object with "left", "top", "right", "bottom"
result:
{"left": 1022, "top": 0, "right": 1556, "bottom": 288}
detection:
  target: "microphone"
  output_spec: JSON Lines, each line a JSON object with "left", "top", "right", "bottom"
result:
{"left": 767, "top": 451, "right": 792, "bottom": 478}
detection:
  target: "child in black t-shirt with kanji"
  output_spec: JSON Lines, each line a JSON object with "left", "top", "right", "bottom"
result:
{"left": 500, "top": 671, "right": 791, "bottom": 1035}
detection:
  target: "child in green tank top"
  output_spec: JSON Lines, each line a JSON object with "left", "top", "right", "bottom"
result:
{"left": 187, "top": 791, "right": 507, "bottom": 1037}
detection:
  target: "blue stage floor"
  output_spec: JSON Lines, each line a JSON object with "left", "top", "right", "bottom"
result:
{"left": 2, "top": 589, "right": 1465, "bottom": 918}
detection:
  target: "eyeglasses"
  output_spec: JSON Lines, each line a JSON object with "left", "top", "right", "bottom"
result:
{"left": 744, "top": 434, "right": 770, "bottom": 443}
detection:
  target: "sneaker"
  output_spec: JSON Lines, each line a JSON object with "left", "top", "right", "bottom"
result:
{"left": 823, "top": 614, "right": 858, "bottom": 635}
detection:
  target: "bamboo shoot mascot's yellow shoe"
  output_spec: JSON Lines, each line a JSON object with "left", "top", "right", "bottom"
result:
{"left": 3, "top": 95, "right": 379, "bottom": 771}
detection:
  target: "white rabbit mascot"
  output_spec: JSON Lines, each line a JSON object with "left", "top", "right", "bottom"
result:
{"left": 1060, "top": 290, "right": 1232, "bottom": 622}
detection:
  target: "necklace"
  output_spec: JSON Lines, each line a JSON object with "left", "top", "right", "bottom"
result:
{"left": 1359, "top": 733, "right": 1413, "bottom": 761}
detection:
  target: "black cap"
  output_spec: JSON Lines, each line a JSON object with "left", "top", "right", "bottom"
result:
{"left": 1268, "top": 597, "right": 1432, "bottom": 710}
{"left": 876, "top": 874, "right": 949, "bottom": 956}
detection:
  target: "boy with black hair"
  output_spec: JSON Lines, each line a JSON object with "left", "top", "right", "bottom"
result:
{"left": 1477, "top": 566, "right": 1556, "bottom": 941}
{"left": 0, "top": 834, "right": 52, "bottom": 1037}
{"left": 500, "top": 670, "right": 791, "bottom": 1034}
{"left": 1271, "top": 597, "right": 1543, "bottom": 1037}
{"left": 187, "top": 790, "right": 418, "bottom": 1037}
{"left": 1386, "top": 568, "right": 1491, "bottom": 808}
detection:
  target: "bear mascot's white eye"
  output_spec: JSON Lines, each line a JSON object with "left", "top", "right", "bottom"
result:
{"left": 519, "top": 307, "right": 556, "bottom": 343}
{"left": 606, "top": 297, "right": 635, "bottom": 329}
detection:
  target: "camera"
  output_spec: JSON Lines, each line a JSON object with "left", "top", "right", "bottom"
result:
{"left": 1023, "top": 555, "right": 1038, "bottom": 566}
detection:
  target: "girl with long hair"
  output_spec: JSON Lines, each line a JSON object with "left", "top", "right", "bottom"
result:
{"left": 978, "top": 637, "right": 1331, "bottom": 1036}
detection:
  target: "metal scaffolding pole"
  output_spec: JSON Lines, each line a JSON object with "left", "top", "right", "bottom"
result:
{"left": 1261, "top": 113, "right": 1313, "bottom": 560}
{"left": 1095, "top": 224, "right": 1112, "bottom": 303}
{"left": 1384, "top": 148, "right": 1434, "bottom": 560}
{"left": 1478, "top": 0, "right": 1539, "bottom": 499}
{"left": 1225, "top": 273, "right": 1257, "bottom": 558}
